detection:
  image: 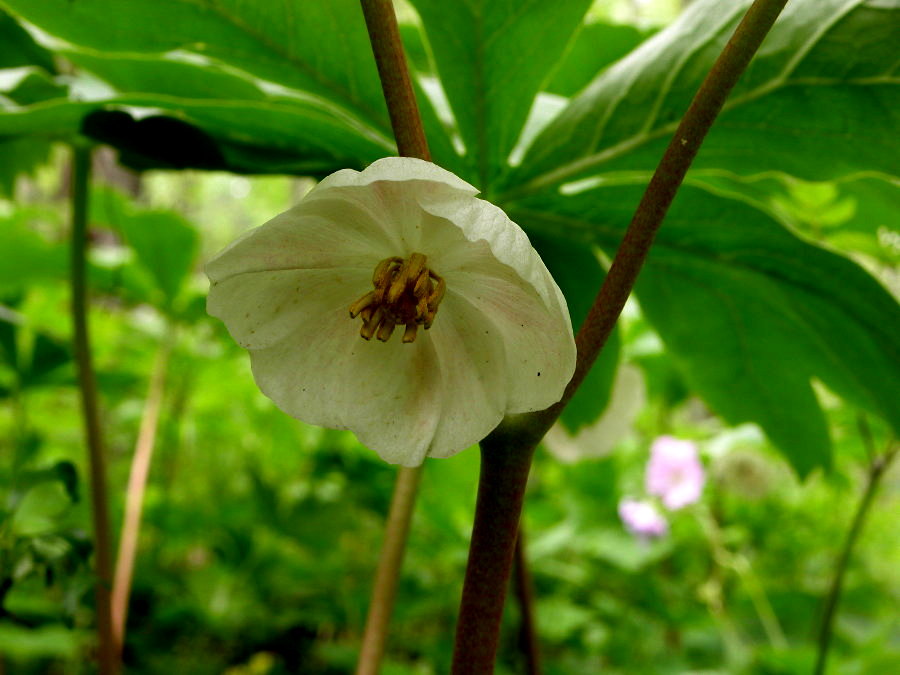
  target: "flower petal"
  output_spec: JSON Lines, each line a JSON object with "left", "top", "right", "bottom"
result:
{"left": 416, "top": 190, "right": 567, "bottom": 316}
{"left": 248, "top": 301, "right": 444, "bottom": 466}
{"left": 206, "top": 203, "right": 394, "bottom": 283}
{"left": 318, "top": 157, "right": 478, "bottom": 196}
{"left": 208, "top": 267, "right": 369, "bottom": 350}
{"left": 448, "top": 264, "right": 575, "bottom": 412}
{"left": 422, "top": 292, "right": 509, "bottom": 458}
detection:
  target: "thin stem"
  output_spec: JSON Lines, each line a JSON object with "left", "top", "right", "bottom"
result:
{"left": 360, "top": 0, "right": 431, "bottom": 162}
{"left": 70, "top": 145, "right": 119, "bottom": 674}
{"left": 813, "top": 438, "right": 898, "bottom": 675}
{"left": 111, "top": 335, "right": 174, "bottom": 653}
{"left": 698, "top": 506, "right": 786, "bottom": 649}
{"left": 452, "top": 1, "right": 789, "bottom": 670}
{"left": 357, "top": 4, "right": 431, "bottom": 672}
{"left": 356, "top": 465, "right": 424, "bottom": 675}
{"left": 512, "top": 528, "right": 541, "bottom": 675}
{"left": 731, "top": 554, "right": 786, "bottom": 649}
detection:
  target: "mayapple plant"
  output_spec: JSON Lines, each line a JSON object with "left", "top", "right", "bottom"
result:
{"left": 4, "top": 0, "right": 895, "bottom": 671}
{"left": 206, "top": 157, "right": 576, "bottom": 465}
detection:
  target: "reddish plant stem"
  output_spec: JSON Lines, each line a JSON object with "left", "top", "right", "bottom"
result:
{"left": 70, "top": 144, "right": 119, "bottom": 674}
{"left": 513, "top": 528, "right": 541, "bottom": 675}
{"left": 357, "top": 3, "right": 431, "bottom": 673}
{"left": 360, "top": 0, "right": 431, "bottom": 162}
{"left": 451, "top": 1, "right": 789, "bottom": 671}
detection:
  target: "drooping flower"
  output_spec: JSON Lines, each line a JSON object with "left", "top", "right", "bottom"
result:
{"left": 618, "top": 497, "right": 668, "bottom": 539}
{"left": 645, "top": 436, "right": 705, "bottom": 510}
{"left": 206, "top": 157, "right": 576, "bottom": 466}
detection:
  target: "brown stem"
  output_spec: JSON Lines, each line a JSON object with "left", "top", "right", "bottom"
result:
{"left": 356, "top": 465, "right": 424, "bottom": 674}
{"left": 111, "top": 336, "right": 174, "bottom": 653}
{"left": 513, "top": 528, "right": 541, "bottom": 675}
{"left": 360, "top": 0, "right": 431, "bottom": 162}
{"left": 813, "top": 432, "right": 898, "bottom": 675}
{"left": 70, "top": 144, "right": 119, "bottom": 674}
{"left": 452, "top": 1, "right": 789, "bottom": 671}
{"left": 356, "top": 3, "right": 432, "bottom": 672}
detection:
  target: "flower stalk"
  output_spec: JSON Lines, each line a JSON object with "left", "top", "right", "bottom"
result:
{"left": 452, "top": 0, "right": 789, "bottom": 670}
{"left": 355, "top": 3, "right": 431, "bottom": 672}
{"left": 356, "top": 465, "right": 423, "bottom": 675}
{"left": 512, "top": 528, "right": 541, "bottom": 675}
{"left": 360, "top": 0, "right": 430, "bottom": 162}
{"left": 70, "top": 144, "right": 119, "bottom": 674}
{"left": 111, "top": 334, "right": 175, "bottom": 652}
{"left": 813, "top": 420, "right": 898, "bottom": 675}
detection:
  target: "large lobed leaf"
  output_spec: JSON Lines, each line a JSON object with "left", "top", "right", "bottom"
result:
{"left": 481, "top": 0, "right": 900, "bottom": 473}
{"left": 409, "top": 0, "right": 592, "bottom": 192}
{"left": 510, "top": 182, "right": 900, "bottom": 476}
{"left": 500, "top": 0, "right": 900, "bottom": 196}
{"left": 0, "top": 0, "right": 461, "bottom": 175}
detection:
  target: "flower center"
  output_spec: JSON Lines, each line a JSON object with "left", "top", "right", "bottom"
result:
{"left": 348, "top": 253, "right": 445, "bottom": 343}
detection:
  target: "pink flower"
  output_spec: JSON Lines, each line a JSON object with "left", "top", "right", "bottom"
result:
{"left": 618, "top": 498, "right": 668, "bottom": 538}
{"left": 645, "top": 436, "right": 705, "bottom": 510}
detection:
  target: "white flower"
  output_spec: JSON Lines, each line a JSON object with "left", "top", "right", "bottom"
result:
{"left": 206, "top": 157, "right": 576, "bottom": 466}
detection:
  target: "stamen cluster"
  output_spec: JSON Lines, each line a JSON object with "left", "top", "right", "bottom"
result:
{"left": 349, "top": 252, "right": 445, "bottom": 343}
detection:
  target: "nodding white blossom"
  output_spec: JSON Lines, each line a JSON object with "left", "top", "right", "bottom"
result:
{"left": 618, "top": 497, "right": 668, "bottom": 539}
{"left": 645, "top": 436, "right": 705, "bottom": 510}
{"left": 206, "top": 157, "right": 576, "bottom": 466}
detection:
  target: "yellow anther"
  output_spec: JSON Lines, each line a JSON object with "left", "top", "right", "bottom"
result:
{"left": 387, "top": 253, "right": 427, "bottom": 304}
{"left": 428, "top": 276, "right": 446, "bottom": 312}
{"left": 349, "top": 290, "right": 377, "bottom": 318}
{"left": 402, "top": 324, "right": 418, "bottom": 343}
{"left": 413, "top": 269, "right": 432, "bottom": 298}
{"left": 349, "top": 252, "right": 446, "bottom": 344}
{"left": 376, "top": 318, "right": 397, "bottom": 342}
{"left": 360, "top": 306, "right": 385, "bottom": 341}
{"left": 373, "top": 257, "right": 401, "bottom": 286}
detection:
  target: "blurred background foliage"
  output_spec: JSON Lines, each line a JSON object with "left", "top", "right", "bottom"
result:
{"left": 1, "top": 0, "right": 898, "bottom": 673}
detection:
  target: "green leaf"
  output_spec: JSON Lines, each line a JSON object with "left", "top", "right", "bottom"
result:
{"left": 688, "top": 170, "right": 900, "bottom": 265}
{"left": 0, "top": 90, "right": 392, "bottom": 177}
{"left": 0, "top": 66, "right": 67, "bottom": 105}
{"left": 0, "top": 214, "right": 67, "bottom": 291}
{"left": 409, "top": 0, "right": 592, "bottom": 191}
{"left": 546, "top": 21, "right": 652, "bottom": 97}
{"left": 527, "top": 232, "right": 619, "bottom": 433}
{"left": 9, "top": 461, "right": 79, "bottom": 511}
{"left": 0, "top": 137, "right": 52, "bottom": 196}
{"left": 92, "top": 187, "right": 198, "bottom": 308}
{"left": 0, "top": 8, "right": 55, "bottom": 71}
{"left": 3, "top": 0, "right": 389, "bottom": 125}
{"left": 508, "top": 183, "right": 900, "bottom": 477}
{"left": 22, "top": 332, "right": 70, "bottom": 388}
{"left": 0, "top": 65, "right": 62, "bottom": 193}
{"left": 0, "top": 1, "right": 404, "bottom": 174}
{"left": 1, "top": 1, "right": 470, "bottom": 177}
{"left": 0, "top": 304, "right": 72, "bottom": 391}
{"left": 504, "top": 0, "right": 900, "bottom": 195}
{"left": 124, "top": 211, "right": 197, "bottom": 305}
